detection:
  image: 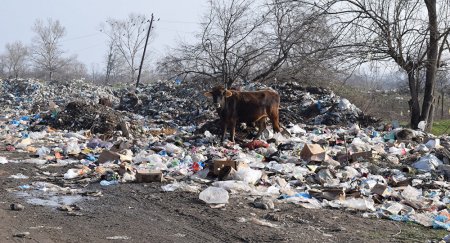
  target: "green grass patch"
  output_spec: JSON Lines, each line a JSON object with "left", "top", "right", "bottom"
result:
{"left": 392, "top": 222, "right": 448, "bottom": 242}
{"left": 432, "top": 120, "right": 450, "bottom": 136}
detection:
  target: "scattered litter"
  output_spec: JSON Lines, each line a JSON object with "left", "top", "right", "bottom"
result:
{"left": 1, "top": 78, "right": 450, "bottom": 234}
{"left": 250, "top": 218, "right": 281, "bottom": 228}
{"left": 10, "top": 203, "right": 24, "bottom": 211}
{"left": 13, "top": 232, "right": 30, "bottom": 238}
{"left": 106, "top": 236, "right": 131, "bottom": 240}
{"left": 8, "top": 173, "right": 29, "bottom": 179}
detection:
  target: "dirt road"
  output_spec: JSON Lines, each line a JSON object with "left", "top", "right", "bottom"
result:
{"left": 0, "top": 162, "right": 447, "bottom": 243}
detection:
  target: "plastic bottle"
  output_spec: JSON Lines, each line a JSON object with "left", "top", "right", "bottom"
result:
{"left": 100, "top": 180, "right": 119, "bottom": 186}
{"left": 192, "top": 162, "right": 202, "bottom": 172}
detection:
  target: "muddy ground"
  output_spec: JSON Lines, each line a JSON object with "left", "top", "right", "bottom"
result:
{"left": 0, "top": 159, "right": 447, "bottom": 243}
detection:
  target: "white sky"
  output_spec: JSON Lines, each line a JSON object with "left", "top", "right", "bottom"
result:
{"left": 0, "top": 0, "right": 207, "bottom": 68}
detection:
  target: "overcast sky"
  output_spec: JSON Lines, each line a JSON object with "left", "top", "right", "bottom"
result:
{"left": 0, "top": 0, "right": 207, "bottom": 68}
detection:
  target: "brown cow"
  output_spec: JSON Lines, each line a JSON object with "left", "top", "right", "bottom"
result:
{"left": 204, "top": 86, "right": 281, "bottom": 142}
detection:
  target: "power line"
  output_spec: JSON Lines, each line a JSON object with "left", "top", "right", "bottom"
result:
{"left": 157, "top": 27, "right": 197, "bottom": 34}
{"left": 61, "top": 33, "right": 101, "bottom": 42}
{"left": 74, "top": 42, "right": 104, "bottom": 52}
{"left": 159, "top": 19, "right": 200, "bottom": 24}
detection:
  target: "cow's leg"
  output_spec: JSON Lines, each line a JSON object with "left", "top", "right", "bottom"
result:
{"left": 270, "top": 107, "right": 281, "bottom": 133}
{"left": 230, "top": 120, "right": 236, "bottom": 142}
{"left": 221, "top": 122, "right": 228, "bottom": 142}
{"left": 254, "top": 115, "right": 267, "bottom": 140}
{"left": 254, "top": 119, "right": 266, "bottom": 140}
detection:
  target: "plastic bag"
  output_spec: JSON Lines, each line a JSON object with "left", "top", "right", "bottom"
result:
{"left": 233, "top": 168, "right": 262, "bottom": 185}
{"left": 199, "top": 187, "right": 229, "bottom": 204}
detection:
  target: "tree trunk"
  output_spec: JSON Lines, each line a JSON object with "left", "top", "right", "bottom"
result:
{"left": 226, "top": 78, "right": 233, "bottom": 89}
{"left": 427, "top": 97, "right": 436, "bottom": 132}
{"left": 421, "top": 0, "right": 438, "bottom": 132}
{"left": 408, "top": 71, "right": 421, "bottom": 129}
{"left": 442, "top": 92, "right": 445, "bottom": 119}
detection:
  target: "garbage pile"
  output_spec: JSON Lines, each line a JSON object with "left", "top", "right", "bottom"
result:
{"left": 48, "top": 101, "right": 127, "bottom": 135}
{"left": 0, "top": 79, "right": 117, "bottom": 111}
{"left": 116, "top": 80, "right": 380, "bottom": 128}
{"left": 270, "top": 82, "right": 380, "bottom": 126}
{"left": 3, "top": 78, "right": 450, "bottom": 236}
{"left": 0, "top": 79, "right": 379, "bottom": 130}
{"left": 123, "top": 80, "right": 213, "bottom": 126}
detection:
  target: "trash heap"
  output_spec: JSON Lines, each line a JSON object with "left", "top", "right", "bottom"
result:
{"left": 115, "top": 80, "right": 380, "bottom": 128}
{"left": 0, "top": 79, "right": 379, "bottom": 129}
{"left": 3, "top": 78, "right": 450, "bottom": 234}
{"left": 0, "top": 79, "right": 117, "bottom": 111}
{"left": 270, "top": 82, "right": 380, "bottom": 126}
{"left": 120, "top": 80, "right": 213, "bottom": 126}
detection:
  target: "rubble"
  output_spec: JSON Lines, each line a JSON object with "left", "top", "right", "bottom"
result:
{"left": 2, "top": 77, "right": 450, "bottom": 236}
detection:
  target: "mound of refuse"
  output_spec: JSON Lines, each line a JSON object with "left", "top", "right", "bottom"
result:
{"left": 0, "top": 79, "right": 117, "bottom": 111}
{"left": 0, "top": 78, "right": 380, "bottom": 130}
{"left": 117, "top": 80, "right": 381, "bottom": 129}
{"left": 47, "top": 101, "right": 126, "bottom": 134}
{"left": 4, "top": 78, "right": 450, "bottom": 237}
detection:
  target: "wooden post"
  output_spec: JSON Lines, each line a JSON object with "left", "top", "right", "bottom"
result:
{"left": 136, "top": 14, "right": 154, "bottom": 89}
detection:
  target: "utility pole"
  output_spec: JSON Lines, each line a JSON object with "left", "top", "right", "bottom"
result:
{"left": 136, "top": 13, "right": 154, "bottom": 88}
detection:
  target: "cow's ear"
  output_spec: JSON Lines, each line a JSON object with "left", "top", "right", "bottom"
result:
{"left": 225, "top": 90, "right": 233, "bottom": 97}
{"left": 204, "top": 92, "right": 213, "bottom": 97}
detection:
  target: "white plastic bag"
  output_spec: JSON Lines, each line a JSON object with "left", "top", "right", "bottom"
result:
{"left": 199, "top": 187, "right": 229, "bottom": 204}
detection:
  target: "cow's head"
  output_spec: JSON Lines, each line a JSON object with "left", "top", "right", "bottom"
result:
{"left": 204, "top": 86, "right": 233, "bottom": 109}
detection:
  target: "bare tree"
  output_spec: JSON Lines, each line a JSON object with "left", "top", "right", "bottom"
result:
{"left": 4, "top": 41, "right": 29, "bottom": 79}
{"left": 157, "top": 0, "right": 333, "bottom": 87}
{"left": 320, "top": 0, "right": 450, "bottom": 130}
{"left": 103, "top": 39, "right": 128, "bottom": 84}
{"left": 31, "top": 18, "right": 67, "bottom": 81}
{"left": 159, "top": 0, "right": 270, "bottom": 87}
{"left": 0, "top": 56, "right": 6, "bottom": 77}
{"left": 259, "top": 0, "right": 336, "bottom": 83}
{"left": 100, "top": 13, "right": 153, "bottom": 83}
{"left": 58, "top": 55, "right": 88, "bottom": 81}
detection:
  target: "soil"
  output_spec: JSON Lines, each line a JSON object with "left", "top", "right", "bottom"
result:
{"left": 0, "top": 160, "right": 447, "bottom": 243}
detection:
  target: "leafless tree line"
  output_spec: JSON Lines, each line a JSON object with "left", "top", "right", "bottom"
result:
{"left": 157, "top": 0, "right": 337, "bottom": 88}
{"left": 0, "top": 18, "right": 87, "bottom": 81}
{"left": 0, "top": 14, "right": 155, "bottom": 85}
{"left": 1, "top": 1, "right": 450, "bottom": 130}
{"left": 316, "top": 0, "right": 450, "bottom": 130}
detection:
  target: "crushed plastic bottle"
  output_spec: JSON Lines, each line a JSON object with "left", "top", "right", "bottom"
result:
{"left": 161, "top": 181, "right": 200, "bottom": 192}
{"left": 339, "top": 197, "right": 375, "bottom": 211}
{"left": 100, "top": 180, "right": 119, "bottom": 186}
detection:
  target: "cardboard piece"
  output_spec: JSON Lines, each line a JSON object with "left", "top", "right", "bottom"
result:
{"left": 350, "top": 151, "right": 374, "bottom": 162}
{"left": 97, "top": 150, "right": 121, "bottom": 164}
{"left": 371, "top": 184, "right": 391, "bottom": 197}
{"left": 136, "top": 169, "right": 162, "bottom": 183}
{"left": 213, "top": 160, "right": 237, "bottom": 175}
{"left": 300, "top": 144, "right": 326, "bottom": 162}
{"left": 309, "top": 188, "right": 346, "bottom": 201}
